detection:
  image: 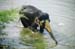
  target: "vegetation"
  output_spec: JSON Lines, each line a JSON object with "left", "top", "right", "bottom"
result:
{"left": 0, "top": 9, "right": 19, "bottom": 23}
{"left": 0, "top": 9, "right": 47, "bottom": 49}
{"left": 20, "top": 28, "right": 46, "bottom": 49}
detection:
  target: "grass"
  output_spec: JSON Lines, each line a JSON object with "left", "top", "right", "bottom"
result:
{"left": 20, "top": 28, "right": 46, "bottom": 49}
{"left": 0, "top": 8, "right": 46, "bottom": 49}
{"left": 0, "top": 9, "right": 19, "bottom": 23}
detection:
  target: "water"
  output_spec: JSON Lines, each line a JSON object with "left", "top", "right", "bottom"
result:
{"left": 0, "top": 21, "right": 57, "bottom": 49}
{"left": 0, "top": 0, "right": 75, "bottom": 49}
{"left": 0, "top": 20, "right": 75, "bottom": 49}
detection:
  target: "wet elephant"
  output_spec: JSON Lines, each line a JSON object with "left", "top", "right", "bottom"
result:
{"left": 19, "top": 5, "right": 58, "bottom": 45}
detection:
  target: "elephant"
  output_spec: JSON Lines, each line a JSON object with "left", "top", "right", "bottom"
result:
{"left": 19, "top": 5, "right": 58, "bottom": 45}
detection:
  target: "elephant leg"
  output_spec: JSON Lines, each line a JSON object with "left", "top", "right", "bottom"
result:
{"left": 20, "top": 17, "right": 31, "bottom": 27}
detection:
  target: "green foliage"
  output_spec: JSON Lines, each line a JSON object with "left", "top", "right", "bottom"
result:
{"left": 20, "top": 28, "right": 46, "bottom": 49}
{"left": 0, "top": 9, "right": 18, "bottom": 23}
